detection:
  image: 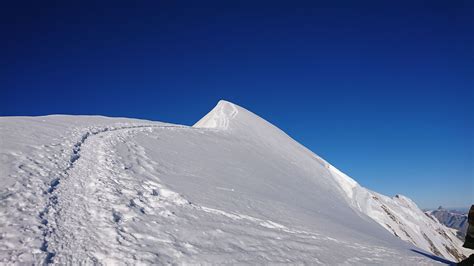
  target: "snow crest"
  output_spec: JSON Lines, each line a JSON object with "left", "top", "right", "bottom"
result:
{"left": 327, "top": 164, "right": 359, "bottom": 200}
{"left": 193, "top": 100, "right": 238, "bottom": 129}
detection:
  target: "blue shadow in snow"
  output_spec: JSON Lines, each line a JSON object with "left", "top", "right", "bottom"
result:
{"left": 410, "top": 249, "right": 456, "bottom": 265}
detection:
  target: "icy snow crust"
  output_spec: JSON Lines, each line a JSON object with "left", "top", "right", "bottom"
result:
{"left": 0, "top": 102, "right": 467, "bottom": 264}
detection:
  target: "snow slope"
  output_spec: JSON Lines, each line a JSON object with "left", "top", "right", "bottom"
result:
{"left": 194, "top": 100, "right": 469, "bottom": 262}
{"left": 0, "top": 101, "right": 468, "bottom": 264}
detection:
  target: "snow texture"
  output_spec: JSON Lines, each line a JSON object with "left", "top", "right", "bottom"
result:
{"left": 0, "top": 101, "right": 469, "bottom": 264}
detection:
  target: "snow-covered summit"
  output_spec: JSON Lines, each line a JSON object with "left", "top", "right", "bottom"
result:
{"left": 193, "top": 100, "right": 290, "bottom": 141}
{"left": 0, "top": 101, "right": 469, "bottom": 264}
{"left": 195, "top": 100, "right": 469, "bottom": 262}
{"left": 195, "top": 100, "right": 360, "bottom": 202}
{"left": 193, "top": 100, "right": 238, "bottom": 129}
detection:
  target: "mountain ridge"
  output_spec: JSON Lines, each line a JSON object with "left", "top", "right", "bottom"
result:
{"left": 194, "top": 100, "right": 469, "bottom": 261}
{"left": 0, "top": 101, "right": 469, "bottom": 264}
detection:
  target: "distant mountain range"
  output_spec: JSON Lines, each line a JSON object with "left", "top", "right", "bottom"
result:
{"left": 425, "top": 207, "right": 469, "bottom": 240}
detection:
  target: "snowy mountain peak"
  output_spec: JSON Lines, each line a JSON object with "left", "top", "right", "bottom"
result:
{"left": 193, "top": 100, "right": 239, "bottom": 129}
{"left": 193, "top": 100, "right": 292, "bottom": 142}
{"left": 1, "top": 105, "right": 470, "bottom": 264}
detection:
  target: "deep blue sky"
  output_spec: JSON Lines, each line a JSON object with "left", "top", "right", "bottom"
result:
{"left": 1, "top": 1, "right": 472, "bottom": 208}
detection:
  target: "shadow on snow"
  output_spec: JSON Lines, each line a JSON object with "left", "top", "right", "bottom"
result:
{"left": 410, "top": 249, "right": 456, "bottom": 265}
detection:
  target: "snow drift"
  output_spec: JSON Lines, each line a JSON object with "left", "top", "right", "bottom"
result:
{"left": 0, "top": 100, "right": 469, "bottom": 264}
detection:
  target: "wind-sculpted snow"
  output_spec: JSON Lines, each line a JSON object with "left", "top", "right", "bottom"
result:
{"left": 194, "top": 100, "right": 238, "bottom": 129}
{"left": 0, "top": 104, "right": 468, "bottom": 264}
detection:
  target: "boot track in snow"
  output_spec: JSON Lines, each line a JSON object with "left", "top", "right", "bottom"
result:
{"left": 37, "top": 124, "right": 181, "bottom": 264}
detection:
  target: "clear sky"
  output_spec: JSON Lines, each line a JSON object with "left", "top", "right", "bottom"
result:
{"left": 1, "top": 1, "right": 472, "bottom": 209}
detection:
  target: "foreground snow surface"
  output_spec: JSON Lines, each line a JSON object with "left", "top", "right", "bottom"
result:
{"left": 0, "top": 101, "right": 465, "bottom": 264}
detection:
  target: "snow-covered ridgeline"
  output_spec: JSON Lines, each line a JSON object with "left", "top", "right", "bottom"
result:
{"left": 0, "top": 101, "right": 469, "bottom": 264}
{"left": 194, "top": 100, "right": 469, "bottom": 262}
